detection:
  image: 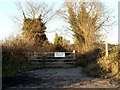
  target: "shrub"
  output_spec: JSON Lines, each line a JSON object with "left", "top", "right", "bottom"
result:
{"left": 2, "top": 36, "right": 51, "bottom": 78}
{"left": 97, "top": 46, "right": 119, "bottom": 79}
{"left": 85, "top": 62, "right": 107, "bottom": 77}
{"left": 86, "top": 45, "right": 119, "bottom": 79}
{"left": 76, "top": 48, "right": 101, "bottom": 67}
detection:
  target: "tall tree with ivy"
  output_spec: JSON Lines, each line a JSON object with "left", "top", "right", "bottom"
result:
{"left": 22, "top": 14, "right": 48, "bottom": 46}
{"left": 62, "top": 1, "right": 114, "bottom": 53}
{"left": 15, "top": 1, "right": 58, "bottom": 46}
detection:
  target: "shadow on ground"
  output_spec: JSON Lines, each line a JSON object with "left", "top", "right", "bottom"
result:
{"left": 2, "top": 67, "right": 118, "bottom": 89}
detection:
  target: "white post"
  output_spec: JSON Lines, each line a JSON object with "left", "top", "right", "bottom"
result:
{"left": 73, "top": 50, "right": 75, "bottom": 62}
{"left": 72, "top": 50, "right": 76, "bottom": 66}
{"left": 105, "top": 33, "right": 108, "bottom": 57}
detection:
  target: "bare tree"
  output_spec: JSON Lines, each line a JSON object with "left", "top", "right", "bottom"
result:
{"left": 14, "top": 1, "right": 58, "bottom": 25}
{"left": 13, "top": 1, "right": 59, "bottom": 46}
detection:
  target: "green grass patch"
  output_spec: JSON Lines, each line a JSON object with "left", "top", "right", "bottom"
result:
{"left": 3, "top": 60, "right": 40, "bottom": 78}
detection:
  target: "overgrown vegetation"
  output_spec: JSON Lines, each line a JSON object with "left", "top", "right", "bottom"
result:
{"left": 2, "top": 1, "right": 59, "bottom": 78}
{"left": 98, "top": 45, "right": 119, "bottom": 78}
{"left": 2, "top": 37, "right": 56, "bottom": 78}
{"left": 62, "top": 1, "right": 112, "bottom": 53}
{"left": 22, "top": 15, "right": 48, "bottom": 46}
{"left": 61, "top": 0, "right": 119, "bottom": 80}
{"left": 54, "top": 33, "right": 68, "bottom": 51}
{"left": 75, "top": 47, "right": 101, "bottom": 67}
{"left": 2, "top": 0, "right": 119, "bottom": 81}
{"left": 86, "top": 45, "right": 119, "bottom": 79}
{"left": 2, "top": 38, "right": 35, "bottom": 78}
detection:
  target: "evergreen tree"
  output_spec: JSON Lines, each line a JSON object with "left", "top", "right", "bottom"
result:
{"left": 15, "top": 1, "right": 57, "bottom": 47}
{"left": 54, "top": 33, "right": 63, "bottom": 46}
{"left": 54, "top": 33, "right": 64, "bottom": 51}
{"left": 22, "top": 14, "right": 48, "bottom": 46}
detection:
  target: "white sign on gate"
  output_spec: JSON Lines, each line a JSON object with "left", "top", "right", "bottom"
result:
{"left": 54, "top": 52, "right": 65, "bottom": 57}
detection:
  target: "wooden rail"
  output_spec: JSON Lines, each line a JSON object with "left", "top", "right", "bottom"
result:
{"left": 23, "top": 52, "right": 76, "bottom": 67}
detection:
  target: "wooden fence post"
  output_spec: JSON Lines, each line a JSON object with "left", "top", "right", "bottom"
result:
{"left": 42, "top": 52, "right": 46, "bottom": 67}
{"left": 105, "top": 36, "right": 108, "bottom": 57}
{"left": 73, "top": 50, "right": 76, "bottom": 66}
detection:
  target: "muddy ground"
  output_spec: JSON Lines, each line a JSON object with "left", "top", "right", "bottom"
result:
{"left": 3, "top": 67, "right": 119, "bottom": 89}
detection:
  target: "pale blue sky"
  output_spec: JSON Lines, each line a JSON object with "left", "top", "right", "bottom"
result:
{"left": 0, "top": 0, "right": 119, "bottom": 44}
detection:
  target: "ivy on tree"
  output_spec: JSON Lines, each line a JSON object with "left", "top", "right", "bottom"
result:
{"left": 22, "top": 14, "right": 48, "bottom": 46}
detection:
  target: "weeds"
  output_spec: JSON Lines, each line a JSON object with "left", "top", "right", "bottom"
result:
{"left": 86, "top": 45, "right": 119, "bottom": 79}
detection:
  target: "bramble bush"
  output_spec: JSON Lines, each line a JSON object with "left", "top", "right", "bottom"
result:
{"left": 2, "top": 36, "right": 55, "bottom": 78}
{"left": 86, "top": 45, "right": 119, "bottom": 79}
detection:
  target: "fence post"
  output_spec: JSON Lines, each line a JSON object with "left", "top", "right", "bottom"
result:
{"left": 73, "top": 50, "right": 76, "bottom": 66}
{"left": 42, "top": 52, "right": 46, "bottom": 68}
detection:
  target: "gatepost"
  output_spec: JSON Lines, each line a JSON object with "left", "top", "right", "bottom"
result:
{"left": 73, "top": 50, "right": 76, "bottom": 66}
{"left": 42, "top": 52, "right": 46, "bottom": 68}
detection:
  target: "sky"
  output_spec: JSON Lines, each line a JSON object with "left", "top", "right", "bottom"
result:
{"left": 0, "top": 0, "right": 119, "bottom": 44}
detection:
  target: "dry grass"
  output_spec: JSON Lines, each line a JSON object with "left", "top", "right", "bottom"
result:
{"left": 2, "top": 36, "right": 56, "bottom": 78}
{"left": 86, "top": 45, "right": 119, "bottom": 79}
{"left": 98, "top": 46, "right": 119, "bottom": 79}
{"left": 2, "top": 36, "right": 119, "bottom": 79}
{"left": 75, "top": 47, "right": 101, "bottom": 67}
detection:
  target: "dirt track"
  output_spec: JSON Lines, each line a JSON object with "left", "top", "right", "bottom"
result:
{"left": 3, "top": 67, "right": 118, "bottom": 89}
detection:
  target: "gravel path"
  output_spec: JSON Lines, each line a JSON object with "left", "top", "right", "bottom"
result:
{"left": 3, "top": 67, "right": 118, "bottom": 89}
